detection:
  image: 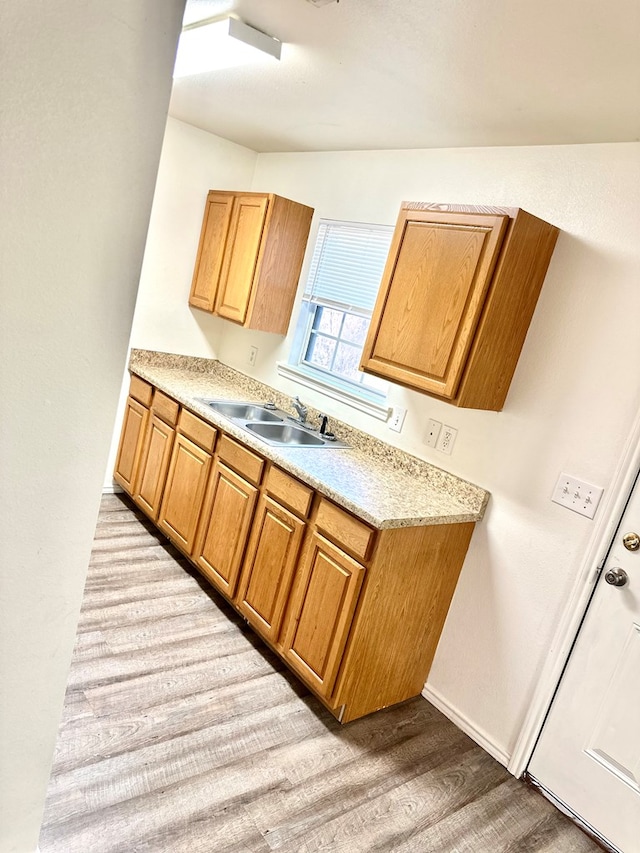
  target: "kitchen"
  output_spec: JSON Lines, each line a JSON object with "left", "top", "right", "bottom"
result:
{"left": 2, "top": 2, "right": 640, "bottom": 851}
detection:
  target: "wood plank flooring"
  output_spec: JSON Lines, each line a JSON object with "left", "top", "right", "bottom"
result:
{"left": 39, "top": 494, "right": 600, "bottom": 853}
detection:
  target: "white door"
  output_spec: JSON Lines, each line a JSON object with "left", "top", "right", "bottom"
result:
{"left": 529, "top": 468, "right": 640, "bottom": 852}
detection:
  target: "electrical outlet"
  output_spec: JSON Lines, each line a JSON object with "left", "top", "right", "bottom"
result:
{"left": 436, "top": 425, "right": 457, "bottom": 454}
{"left": 248, "top": 345, "right": 258, "bottom": 367}
{"left": 552, "top": 473, "right": 604, "bottom": 519}
{"left": 424, "top": 419, "right": 442, "bottom": 448}
{"left": 388, "top": 406, "right": 407, "bottom": 433}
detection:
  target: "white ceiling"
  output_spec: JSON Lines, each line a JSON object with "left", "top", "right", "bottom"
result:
{"left": 169, "top": 0, "right": 640, "bottom": 153}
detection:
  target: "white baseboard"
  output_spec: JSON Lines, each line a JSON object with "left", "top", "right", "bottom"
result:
{"left": 102, "top": 483, "right": 124, "bottom": 494}
{"left": 421, "top": 683, "right": 510, "bottom": 769}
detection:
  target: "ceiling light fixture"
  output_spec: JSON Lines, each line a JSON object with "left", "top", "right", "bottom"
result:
{"left": 173, "top": 16, "right": 282, "bottom": 78}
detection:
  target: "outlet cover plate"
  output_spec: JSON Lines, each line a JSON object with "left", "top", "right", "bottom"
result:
{"left": 425, "top": 419, "right": 442, "bottom": 448}
{"left": 552, "top": 473, "right": 604, "bottom": 519}
{"left": 436, "top": 424, "right": 457, "bottom": 454}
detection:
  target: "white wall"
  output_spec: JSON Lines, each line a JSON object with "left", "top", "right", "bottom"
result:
{"left": 233, "top": 142, "right": 640, "bottom": 759}
{"left": 104, "top": 120, "right": 257, "bottom": 483}
{"left": 135, "top": 132, "right": 640, "bottom": 761}
{"left": 0, "top": 4, "right": 184, "bottom": 851}
{"left": 129, "top": 118, "right": 258, "bottom": 356}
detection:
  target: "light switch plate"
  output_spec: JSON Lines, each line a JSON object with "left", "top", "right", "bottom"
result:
{"left": 388, "top": 406, "right": 407, "bottom": 433}
{"left": 552, "top": 473, "right": 604, "bottom": 519}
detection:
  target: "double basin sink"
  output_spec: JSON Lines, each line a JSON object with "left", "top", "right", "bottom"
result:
{"left": 196, "top": 399, "right": 348, "bottom": 449}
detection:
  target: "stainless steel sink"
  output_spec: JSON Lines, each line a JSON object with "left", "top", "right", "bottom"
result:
{"left": 196, "top": 397, "right": 348, "bottom": 449}
{"left": 245, "top": 422, "right": 326, "bottom": 447}
{"left": 201, "top": 401, "right": 283, "bottom": 422}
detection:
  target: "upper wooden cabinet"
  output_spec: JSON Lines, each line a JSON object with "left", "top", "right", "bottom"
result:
{"left": 189, "top": 190, "right": 314, "bottom": 335}
{"left": 188, "top": 193, "right": 234, "bottom": 312}
{"left": 360, "top": 203, "right": 560, "bottom": 411}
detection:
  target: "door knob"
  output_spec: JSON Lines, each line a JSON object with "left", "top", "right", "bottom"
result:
{"left": 605, "top": 567, "right": 628, "bottom": 587}
{"left": 623, "top": 532, "right": 640, "bottom": 551}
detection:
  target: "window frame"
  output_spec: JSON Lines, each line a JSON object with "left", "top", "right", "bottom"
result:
{"left": 278, "top": 219, "right": 393, "bottom": 420}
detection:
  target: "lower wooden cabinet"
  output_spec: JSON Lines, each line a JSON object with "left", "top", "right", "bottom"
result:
{"left": 113, "top": 377, "right": 176, "bottom": 511}
{"left": 158, "top": 434, "right": 212, "bottom": 555}
{"left": 236, "top": 495, "right": 307, "bottom": 644}
{"left": 133, "top": 413, "right": 174, "bottom": 520}
{"left": 193, "top": 461, "right": 259, "bottom": 597}
{"left": 114, "top": 374, "right": 478, "bottom": 723}
{"left": 282, "top": 531, "right": 365, "bottom": 701}
{"left": 113, "top": 396, "right": 149, "bottom": 493}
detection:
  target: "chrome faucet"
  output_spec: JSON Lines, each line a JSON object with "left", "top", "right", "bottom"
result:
{"left": 317, "top": 413, "right": 336, "bottom": 440}
{"left": 291, "top": 396, "right": 308, "bottom": 424}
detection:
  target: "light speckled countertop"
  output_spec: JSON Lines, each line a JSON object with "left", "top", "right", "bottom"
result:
{"left": 128, "top": 350, "right": 489, "bottom": 530}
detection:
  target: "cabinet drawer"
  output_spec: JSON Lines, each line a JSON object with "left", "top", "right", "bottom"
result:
{"left": 217, "top": 435, "right": 264, "bottom": 485}
{"left": 129, "top": 374, "right": 153, "bottom": 407}
{"left": 178, "top": 408, "right": 217, "bottom": 452}
{"left": 152, "top": 390, "right": 179, "bottom": 426}
{"left": 315, "top": 499, "right": 374, "bottom": 561}
{"left": 265, "top": 466, "right": 313, "bottom": 519}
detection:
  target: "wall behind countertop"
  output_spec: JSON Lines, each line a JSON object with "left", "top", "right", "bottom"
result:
{"left": 223, "top": 142, "right": 640, "bottom": 760}
{"left": 115, "top": 122, "right": 640, "bottom": 764}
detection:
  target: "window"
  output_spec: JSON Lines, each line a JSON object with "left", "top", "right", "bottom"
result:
{"left": 280, "top": 219, "right": 394, "bottom": 418}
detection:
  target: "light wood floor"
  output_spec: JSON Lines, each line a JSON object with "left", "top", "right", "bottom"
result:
{"left": 39, "top": 494, "right": 600, "bottom": 853}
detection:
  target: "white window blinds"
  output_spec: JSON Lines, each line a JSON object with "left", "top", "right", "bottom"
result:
{"left": 303, "top": 219, "right": 394, "bottom": 313}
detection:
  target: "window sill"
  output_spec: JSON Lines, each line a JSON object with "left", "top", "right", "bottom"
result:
{"left": 276, "top": 362, "right": 391, "bottom": 421}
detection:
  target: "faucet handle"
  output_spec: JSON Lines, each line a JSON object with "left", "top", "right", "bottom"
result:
{"left": 291, "top": 395, "right": 308, "bottom": 422}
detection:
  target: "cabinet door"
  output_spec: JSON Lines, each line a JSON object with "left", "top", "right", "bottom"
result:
{"left": 133, "top": 414, "right": 175, "bottom": 521}
{"left": 193, "top": 461, "right": 258, "bottom": 597}
{"left": 158, "top": 434, "right": 212, "bottom": 555}
{"left": 283, "top": 532, "right": 365, "bottom": 700}
{"left": 361, "top": 210, "right": 508, "bottom": 399}
{"left": 189, "top": 192, "right": 234, "bottom": 311}
{"left": 214, "top": 195, "right": 268, "bottom": 325}
{"left": 113, "top": 396, "right": 149, "bottom": 494}
{"left": 236, "top": 496, "right": 306, "bottom": 644}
